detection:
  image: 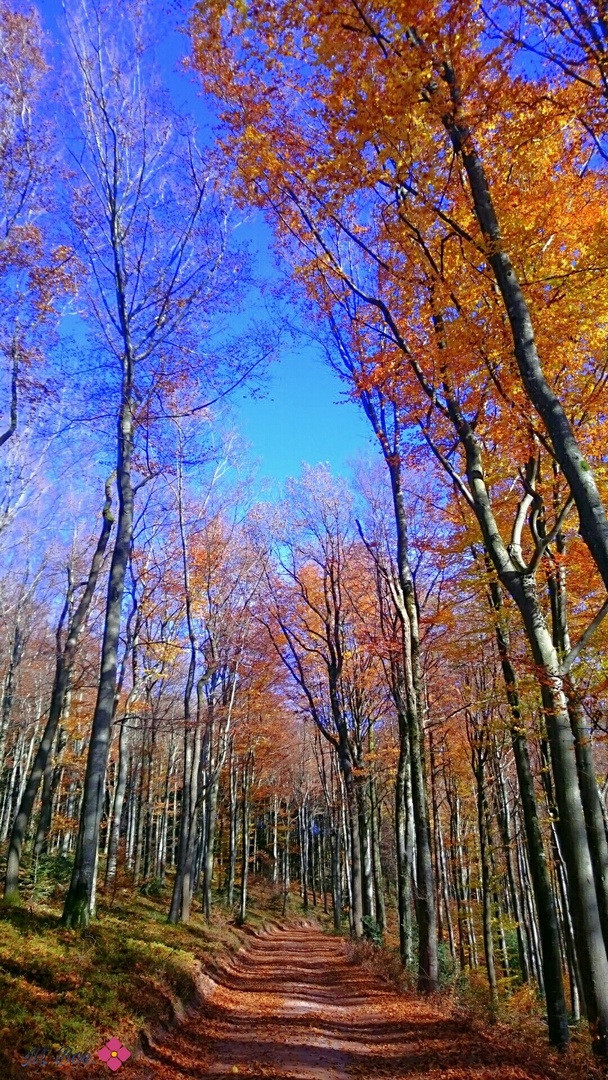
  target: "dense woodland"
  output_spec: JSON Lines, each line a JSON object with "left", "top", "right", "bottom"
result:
{"left": 2, "top": 0, "right": 608, "bottom": 1065}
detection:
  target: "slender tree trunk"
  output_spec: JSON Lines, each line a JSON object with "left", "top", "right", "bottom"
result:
{"left": 0, "top": 623, "right": 23, "bottom": 777}
{"left": 441, "top": 87, "right": 608, "bottom": 595}
{"left": 62, "top": 393, "right": 135, "bottom": 929}
{"left": 105, "top": 713, "right": 130, "bottom": 888}
{"left": 521, "top": 590, "right": 608, "bottom": 1051}
{"left": 452, "top": 411, "right": 603, "bottom": 1044}
{"left": 179, "top": 697, "right": 206, "bottom": 922}
{"left": 203, "top": 770, "right": 221, "bottom": 921}
{"left": 5, "top": 490, "right": 112, "bottom": 902}
{"left": 34, "top": 711, "right": 69, "bottom": 858}
{"left": 546, "top": 550, "right": 608, "bottom": 957}
{"left": 320, "top": 819, "right": 329, "bottom": 914}
{"left": 472, "top": 737, "right": 498, "bottom": 1015}
{"left": 369, "top": 758, "right": 386, "bottom": 933}
{"left": 299, "top": 803, "right": 309, "bottom": 910}
{"left": 272, "top": 794, "right": 279, "bottom": 885}
{"left": 356, "top": 395, "right": 437, "bottom": 986}
{"left": 238, "top": 754, "right": 252, "bottom": 924}
{"left": 341, "top": 750, "right": 363, "bottom": 938}
{"left": 158, "top": 749, "right": 175, "bottom": 885}
{"left": 437, "top": 815, "right": 456, "bottom": 960}
{"left": 396, "top": 719, "right": 414, "bottom": 965}
{"left": 493, "top": 750, "right": 529, "bottom": 983}
{"left": 282, "top": 803, "right": 291, "bottom": 916}
{"left": 331, "top": 820, "right": 342, "bottom": 929}
{"left": 339, "top": 771, "right": 354, "bottom": 933}
{"left": 487, "top": 573, "right": 568, "bottom": 1044}
{"left": 309, "top": 814, "right": 317, "bottom": 907}
{"left": 358, "top": 778, "right": 374, "bottom": 923}
{"left": 226, "top": 744, "right": 237, "bottom": 907}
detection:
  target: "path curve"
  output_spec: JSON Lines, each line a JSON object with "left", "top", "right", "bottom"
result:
{"left": 132, "top": 924, "right": 579, "bottom": 1079}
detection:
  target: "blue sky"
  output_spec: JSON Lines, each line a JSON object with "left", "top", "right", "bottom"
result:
{"left": 36, "top": 0, "right": 374, "bottom": 488}
{"left": 235, "top": 345, "right": 374, "bottom": 485}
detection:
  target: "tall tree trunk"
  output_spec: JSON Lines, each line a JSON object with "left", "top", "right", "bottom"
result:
{"left": 470, "top": 722, "right": 498, "bottom": 1015}
{"left": 33, "top": 709, "right": 69, "bottom": 858}
{"left": 357, "top": 777, "right": 374, "bottom": 923}
{"left": 548, "top": 560, "right": 608, "bottom": 956}
{"left": 331, "top": 819, "right": 342, "bottom": 929}
{"left": 440, "top": 80, "right": 608, "bottom": 595}
{"left": 0, "top": 622, "right": 23, "bottom": 778}
{"left": 299, "top": 803, "right": 309, "bottom": 910}
{"left": 437, "top": 814, "right": 456, "bottom": 960}
{"left": 203, "top": 770, "right": 221, "bottom": 921}
{"left": 396, "top": 715, "right": 414, "bottom": 965}
{"left": 320, "top": 818, "right": 329, "bottom": 915}
{"left": 369, "top": 745, "right": 386, "bottom": 933}
{"left": 7, "top": 520, "right": 110, "bottom": 901}
{"left": 238, "top": 754, "right": 252, "bottom": 924}
{"left": 487, "top": 573, "right": 568, "bottom": 1044}
{"left": 519, "top": 595, "right": 608, "bottom": 1049}
{"left": 448, "top": 403, "right": 608, "bottom": 1047}
{"left": 493, "top": 751, "right": 529, "bottom": 983}
{"left": 272, "top": 794, "right": 279, "bottom": 886}
{"left": 340, "top": 749, "right": 363, "bottom": 938}
{"left": 62, "top": 393, "right": 135, "bottom": 929}
{"left": 354, "top": 386, "right": 437, "bottom": 986}
{"left": 282, "top": 802, "right": 291, "bottom": 917}
{"left": 226, "top": 742, "right": 237, "bottom": 907}
{"left": 158, "top": 747, "right": 175, "bottom": 885}
{"left": 105, "top": 712, "right": 129, "bottom": 889}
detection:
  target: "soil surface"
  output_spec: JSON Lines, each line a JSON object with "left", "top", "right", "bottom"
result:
{"left": 130, "top": 924, "right": 587, "bottom": 1079}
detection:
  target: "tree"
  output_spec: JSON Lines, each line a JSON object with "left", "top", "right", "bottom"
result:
{"left": 4, "top": 481, "right": 112, "bottom": 901}
{"left": 61, "top": 0, "right": 242, "bottom": 928}
{"left": 259, "top": 468, "right": 386, "bottom": 940}
{"left": 0, "top": 0, "right": 74, "bottom": 448}
{"left": 191, "top": 0, "right": 608, "bottom": 598}
{"left": 190, "top": 0, "right": 608, "bottom": 1043}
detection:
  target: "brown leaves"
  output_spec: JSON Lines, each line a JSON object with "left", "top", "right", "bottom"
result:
{"left": 132, "top": 924, "right": 596, "bottom": 1080}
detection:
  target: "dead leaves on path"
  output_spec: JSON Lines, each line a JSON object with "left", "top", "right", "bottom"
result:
{"left": 129, "top": 927, "right": 602, "bottom": 1080}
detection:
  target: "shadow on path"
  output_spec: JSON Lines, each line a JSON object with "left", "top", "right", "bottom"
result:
{"left": 130, "top": 924, "right": 581, "bottom": 1080}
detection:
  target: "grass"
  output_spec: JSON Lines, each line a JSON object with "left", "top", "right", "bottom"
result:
{"left": 0, "top": 879, "right": 247, "bottom": 1078}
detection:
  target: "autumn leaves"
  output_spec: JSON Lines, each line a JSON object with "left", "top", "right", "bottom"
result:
{"left": 190, "top": 0, "right": 608, "bottom": 1055}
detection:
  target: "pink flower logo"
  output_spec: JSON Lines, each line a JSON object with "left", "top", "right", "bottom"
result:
{"left": 97, "top": 1038, "right": 131, "bottom": 1071}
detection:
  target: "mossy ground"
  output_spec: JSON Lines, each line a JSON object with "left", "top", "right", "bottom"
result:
{"left": 0, "top": 880, "right": 246, "bottom": 1078}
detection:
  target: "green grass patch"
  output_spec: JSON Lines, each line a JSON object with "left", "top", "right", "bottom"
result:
{"left": 0, "top": 885, "right": 244, "bottom": 1078}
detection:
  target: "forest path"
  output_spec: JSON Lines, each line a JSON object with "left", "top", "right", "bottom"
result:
{"left": 132, "top": 924, "right": 568, "bottom": 1080}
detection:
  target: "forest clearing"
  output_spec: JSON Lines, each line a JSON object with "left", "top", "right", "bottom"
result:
{"left": 1, "top": 0, "right": 608, "bottom": 1076}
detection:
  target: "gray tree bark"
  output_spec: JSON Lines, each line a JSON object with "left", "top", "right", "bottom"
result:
{"left": 5, "top": 490, "right": 112, "bottom": 901}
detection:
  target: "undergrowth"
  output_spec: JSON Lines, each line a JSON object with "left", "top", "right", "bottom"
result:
{"left": 0, "top": 877, "right": 246, "bottom": 1079}
{"left": 346, "top": 931, "right": 603, "bottom": 1080}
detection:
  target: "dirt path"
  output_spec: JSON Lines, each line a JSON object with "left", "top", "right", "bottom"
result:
{"left": 131, "top": 925, "right": 582, "bottom": 1080}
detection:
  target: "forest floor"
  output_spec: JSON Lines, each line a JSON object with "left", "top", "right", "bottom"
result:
{"left": 132, "top": 923, "right": 602, "bottom": 1080}
{"left": 1, "top": 885, "right": 604, "bottom": 1080}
